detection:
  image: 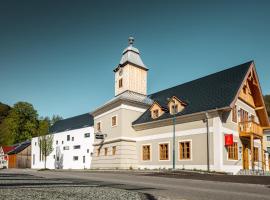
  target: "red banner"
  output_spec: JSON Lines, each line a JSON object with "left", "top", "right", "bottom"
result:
{"left": 225, "top": 134, "right": 233, "bottom": 146}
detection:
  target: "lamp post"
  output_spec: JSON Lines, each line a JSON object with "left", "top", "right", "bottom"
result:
{"left": 172, "top": 107, "right": 176, "bottom": 170}
{"left": 167, "top": 98, "right": 177, "bottom": 170}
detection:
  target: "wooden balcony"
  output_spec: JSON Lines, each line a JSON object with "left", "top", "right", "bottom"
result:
{"left": 238, "top": 121, "right": 263, "bottom": 138}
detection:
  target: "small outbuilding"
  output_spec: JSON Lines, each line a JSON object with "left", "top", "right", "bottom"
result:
{"left": 8, "top": 141, "right": 31, "bottom": 168}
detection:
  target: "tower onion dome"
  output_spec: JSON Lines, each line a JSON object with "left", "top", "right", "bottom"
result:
{"left": 114, "top": 37, "right": 148, "bottom": 72}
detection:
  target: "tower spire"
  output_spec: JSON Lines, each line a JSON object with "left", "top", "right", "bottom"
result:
{"left": 128, "top": 36, "right": 134, "bottom": 46}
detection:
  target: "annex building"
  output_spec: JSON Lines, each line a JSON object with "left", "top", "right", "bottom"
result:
{"left": 91, "top": 37, "right": 270, "bottom": 174}
{"left": 31, "top": 113, "right": 94, "bottom": 169}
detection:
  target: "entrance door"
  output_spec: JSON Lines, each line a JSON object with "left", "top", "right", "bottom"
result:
{"left": 242, "top": 144, "right": 249, "bottom": 170}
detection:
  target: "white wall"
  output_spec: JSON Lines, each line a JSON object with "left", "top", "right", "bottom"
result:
{"left": 31, "top": 126, "right": 94, "bottom": 169}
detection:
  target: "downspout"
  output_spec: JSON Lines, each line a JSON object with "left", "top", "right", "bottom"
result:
{"left": 205, "top": 112, "right": 210, "bottom": 172}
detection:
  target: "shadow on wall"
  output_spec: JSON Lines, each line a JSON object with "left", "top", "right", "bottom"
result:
{"left": 54, "top": 146, "right": 63, "bottom": 169}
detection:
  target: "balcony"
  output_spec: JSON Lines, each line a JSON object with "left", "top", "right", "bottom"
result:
{"left": 238, "top": 121, "right": 263, "bottom": 138}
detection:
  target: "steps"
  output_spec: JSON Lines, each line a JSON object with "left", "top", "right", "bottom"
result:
{"left": 237, "top": 169, "right": 270, "bottom": 176}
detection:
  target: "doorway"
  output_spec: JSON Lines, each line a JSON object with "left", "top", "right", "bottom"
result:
{"left": 242, "top": 144, "right": 249, "bottom": 170}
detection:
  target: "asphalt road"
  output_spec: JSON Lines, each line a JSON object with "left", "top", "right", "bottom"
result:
{"left": 1, "top": 169, "right": 270, "bottom": 200}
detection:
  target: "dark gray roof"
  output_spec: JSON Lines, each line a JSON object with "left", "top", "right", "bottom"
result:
{"left": 50, "top": 113, "right": 93, "bottom": 133}
{"left": 133, "top": 61, "right": 252, "bottom": 125}
{"left": 8, "top": 140, "right": 31, "bottom": 155}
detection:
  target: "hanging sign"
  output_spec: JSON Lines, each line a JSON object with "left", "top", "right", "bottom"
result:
{"left": 225, "top": 134, "right": 233, "bottom": 146}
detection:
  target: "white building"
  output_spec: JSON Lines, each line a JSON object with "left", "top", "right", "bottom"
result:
{"left": 31, "top": 113, "right": 94, "bottom": 169}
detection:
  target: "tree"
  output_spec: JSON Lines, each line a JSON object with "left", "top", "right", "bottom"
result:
{"left": 39, "top": 134, "right": 54, "bottom": 169}
{"left": 0, "top": 102, "right": 12, "bottom": 145}
{"left": 264, "top": 95, "right": 270, "bottom": 117}
{"left": 0, "top": 102, "right": 10, "bottom": 124}
{"left": 51, "top": 115, "right": 63, "bottom": 126}
{"left": 5, "top": 102, "right": 39, "bottom": 144}
{"left": 37, "top": 118, "right": 50, "bottom": 137}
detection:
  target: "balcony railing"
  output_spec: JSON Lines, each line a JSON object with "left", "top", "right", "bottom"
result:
{"left": 238, "top": 121, "right": 263, "bottom": 138}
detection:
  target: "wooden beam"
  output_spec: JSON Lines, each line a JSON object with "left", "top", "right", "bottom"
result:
{"left": 260, "top": 138, "right": 265, "bottom": 171}
{"left": 251, "top": 134, "right": 254, "bottom": 170}
{"left": 255, "top": 106, "right": 264, "bottom": 111}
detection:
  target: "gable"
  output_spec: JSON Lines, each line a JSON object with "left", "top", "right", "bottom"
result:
{"left": 232, "top": 64, "right": 269, "bottom": 126}
{"left": 149, "top": 102, "right": 164, "bottom": 119}
{"left": 168, "top": 96, "right": 186, "bottom": 114}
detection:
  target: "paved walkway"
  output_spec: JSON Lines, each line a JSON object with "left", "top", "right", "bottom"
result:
{"left": 1, "top": 169, "right": 270, "bottom": 200}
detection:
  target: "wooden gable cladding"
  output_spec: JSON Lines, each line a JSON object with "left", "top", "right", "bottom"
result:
{"left": 234, "top": 63, "right": 269, "bottom": 127}
{"left": 239, "top": 80, "right": 255, "bottom": 107}
{"left": 168, "top": 96, "right": 186, "bottom": 115}
{"left": 150, "top": 102, "right": 164, "bottom": 119}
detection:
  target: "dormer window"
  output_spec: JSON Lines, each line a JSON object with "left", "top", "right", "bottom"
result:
{"left": 150, "top": 102, "right": 164, "bottom": 119}
{"left": 171, "top": 104, "right": 178, "bottom": 114}
{"left": 153, "top": 109, "right": 159, "bottom": 118}
{"left": 168, "top": 96, "right": 186, "bottom": 115}
{"left": 119, "top": 78, "right": 123, "bottom": 88}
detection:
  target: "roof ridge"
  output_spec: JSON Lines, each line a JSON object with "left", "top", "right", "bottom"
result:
{"left": 149, "top": 60, "right": 253, "bottom": 97}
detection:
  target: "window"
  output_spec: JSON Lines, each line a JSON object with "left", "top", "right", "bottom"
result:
{"left": 35, "top": 142, "right": 37, "bottom": 146}
{"left": 254, "top": 147, "right": 259, "bottom": 162}
{"left": 53, "top": 155, "right": 55, "bottom": 159}
{"left": 159, "top": 143, "right": 169, "bottom": 160}
{"left": 62, "top": 141, "right": 64, "bottom": 144}
{"left": 104, "top": 148, "right": 108, "bottom": 156}
{"left": 84, "top": 133, "right": 90, "bottom": 138}
{"left": 243, "top": 85, "right": 247, "bottom": 94}
{"left": 239, "top": 109, "right": 248, "bottom": 122}
{"left": 228, "top": 142, "right": 238, "bottom": 160}
{"left": 67, "top": 135, "right": 70, "bottom": 141}
{"left": 119, "top": 78, "right": 123, "bottom": 88}
{"left": 33, "top": 154, "right": 35, "bottom": 165}
{"left": 142, "top": 145, "right": 151, "bottom": 161}
{"left": 267, "top": 147, "right": 270, "bottom": 153}
{"left": 97, "top": 149, "right": 100, "bottom": 156}
{"left": 153, "top": 109, "right": 159, "bottom": 119}
{"left": 56, "top": 140, "right": 58, "bottom": 145}
{"left": 72, "top": 137, "right": 74, "bottom": 141}
{"left": 73, "top": 145, "right": 81, "bottom": 149}
{"left": 112, "top": 146, "right": 116, "bottom": 155}
{"left": 63, "top": 146, "right": 69, "bottom": 150}
{"left": 112, "top": 116, "right": 117, "bottom": 127}
{"left": 232, "top": 105, "right": 237, "bottom": 123}
{"left": 83, "top": 156, "right": 85, "bottom": 163}
{"left": 267, "top": 136, "right": 270, "bottom": 141}
{"left": 179, "top": 141, "right": 191, "bottom": 160}
{"left": 73, "top": 156, "right": 78, "bottom": 161}
{"left": 171, "top": 104, "right": 178, "bottom": 114}
{"left": 97, "top": 122, "right": 101, "bottom": 132}
{"left": 87, "top": 149, "right": 89, "bottom": 153}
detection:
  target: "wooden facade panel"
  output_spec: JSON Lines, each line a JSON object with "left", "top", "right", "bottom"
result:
{"left": 8, "top": 155, "right": 16, "bottom": 168}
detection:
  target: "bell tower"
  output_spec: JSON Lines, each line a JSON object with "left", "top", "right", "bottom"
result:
{"left": 114, "top": 37, "right": 148, "bottom": 96}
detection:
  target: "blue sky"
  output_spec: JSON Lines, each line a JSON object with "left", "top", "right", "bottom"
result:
{"left": 1, "top": 0, "right": 270, "bottom": 118}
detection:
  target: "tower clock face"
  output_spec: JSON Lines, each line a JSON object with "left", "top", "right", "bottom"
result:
{"left": 119, "top": 68, "right": 123, "bottom": 76}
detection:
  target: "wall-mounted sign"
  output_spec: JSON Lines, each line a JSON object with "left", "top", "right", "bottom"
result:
{"left": 225, "top": 134, "right": 233, "bottom": 146}
{"left": 95, "top": 134, "right": 104, "bottom": 140}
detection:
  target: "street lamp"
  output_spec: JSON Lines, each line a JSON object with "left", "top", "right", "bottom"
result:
{"left": 167, "top": 98, "right": 177, "bottom": 170}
